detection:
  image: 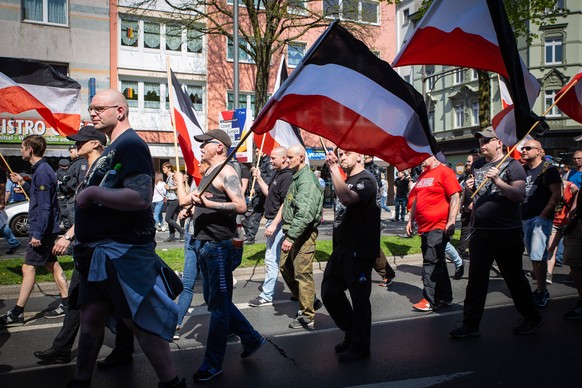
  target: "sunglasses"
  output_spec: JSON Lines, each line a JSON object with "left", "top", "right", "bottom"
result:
{"left": 478, "top": 137, "right": 497, "bottom": 144}
{"left": 199, "top": 140, "right": 220, "bottom": 148}
{"left": 521, "top": 146, "right": 538, "bottom": 152}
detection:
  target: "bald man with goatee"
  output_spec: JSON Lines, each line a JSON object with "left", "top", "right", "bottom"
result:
{"left": 70, "top": 89, "right": 185, "bottom": 388}
{"left": 520, "top": 139, "right": 562, "bottom": 308}
{"left": 280, "top": 144, "right": 324, "bottom": 329}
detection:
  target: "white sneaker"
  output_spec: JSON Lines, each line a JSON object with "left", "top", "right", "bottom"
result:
{"left": 161, "top": 225, "right": 167, "bottom": 232}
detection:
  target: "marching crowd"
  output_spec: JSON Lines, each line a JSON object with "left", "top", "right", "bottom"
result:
{"left": 0, "top": 90, "right": 581, "bottom": 386}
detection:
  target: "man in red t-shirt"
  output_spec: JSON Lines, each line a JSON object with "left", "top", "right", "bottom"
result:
{"left": 406, "top": 156, "right": 462, "bottom": 311}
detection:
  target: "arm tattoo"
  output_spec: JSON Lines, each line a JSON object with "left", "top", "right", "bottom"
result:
{"left": 214, "top": 202, "right": 237, "bottom": 213}
{"left": 124, "top": 173, "right": 153, "bottom": 203}
{"left": 223, "top": 174, "right": 244, "bottom": 199}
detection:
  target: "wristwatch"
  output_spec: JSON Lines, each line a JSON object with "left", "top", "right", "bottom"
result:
{"left": 64, "top": 234, "right": 74, "bottom": 241}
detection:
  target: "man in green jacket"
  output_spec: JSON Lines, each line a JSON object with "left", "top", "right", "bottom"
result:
{"left": 280, "top": 144, "right": 324, "bottom": 329}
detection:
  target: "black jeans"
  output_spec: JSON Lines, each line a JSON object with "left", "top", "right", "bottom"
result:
{"left": 463, "top": 228, "right": 539, "bottom": 328}
{"left": 165, "top": 199, "right": 183, "bottom": 235}
{"left": 322, "top": 251, "right": 375, "bottom": 351}
{"left": 420, "top": 229, "right": 452, "bottom": 306}
{"left": 53, "top": 269, "right": 80, "bottom": 353}
{"left": 456, "top": 213, "right": 472, "bottom": 260}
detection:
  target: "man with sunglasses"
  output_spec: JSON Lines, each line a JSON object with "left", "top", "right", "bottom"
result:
{"left": 520, "top": 140, "right": 561, "bottom": 307}
{"left": 450, "top": 126, "right": 542, "bottom": 338}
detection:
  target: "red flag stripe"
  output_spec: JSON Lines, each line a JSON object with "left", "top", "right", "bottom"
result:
{"left": 556, "top": 70, "right": 582, "bottom": 124}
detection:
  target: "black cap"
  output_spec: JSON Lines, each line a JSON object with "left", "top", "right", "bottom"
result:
{"left": 67, "top": 126, "right": 107, "bottom": 146}
{"left": 59, "top": 159, "right": 70, "bottom": 167}
{"left": 194, "top": 129, "right": 232, "bottom": 148}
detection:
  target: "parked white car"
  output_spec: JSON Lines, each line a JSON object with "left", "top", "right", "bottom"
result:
{"left": 4, "top": 201, "right": 29, "bottom": 237}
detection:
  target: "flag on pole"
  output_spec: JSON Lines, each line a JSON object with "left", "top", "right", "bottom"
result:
{"left": 556, "top": 69, "right": 582, "bottom": 124}
{"left": 251, "top": 21, "right": 443, "bottom": 171}
{"left": 392, "top": 0, "right": 546, "bottom": 146}
{"left": 0, "top": 57, "right": 81, "bottom": 136}
{"left": 169, "top": 69, "right": 204, "bottom": 184}
{"left": 253, "top": 58, "right": 304, "bottom": 155}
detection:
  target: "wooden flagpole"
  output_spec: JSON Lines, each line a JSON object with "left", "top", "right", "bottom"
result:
{"left": 471, "top": 77, "right": 580, "bottom": 198}
{"left": 0, "top": 152, "right": 30, "bottom": 202}
{"left": 249, "top": 134, "right": 267, "bottom": 198}
{"left": 166, "top": 58, "right": 181, "bottom": 171}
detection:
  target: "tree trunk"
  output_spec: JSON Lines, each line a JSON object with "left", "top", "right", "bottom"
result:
{"left": 478, "top": 70, "right": 491, "bottom": 128}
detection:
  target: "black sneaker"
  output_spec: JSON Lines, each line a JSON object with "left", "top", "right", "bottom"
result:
{"left": 338, "top": 347, "right": 370, "bottom": 362}
{"left": 453, "top": 265, "right": 464, "bottom": 280}
{"left": 164, "top": 236, "right": 176, "bottom": 243}
{"left": 564, "top": 301, "right": 582, "bottom": 320}
{"left": 243, "top": 239, "right": 255, "bottom": 245}
{"left": 289, "top": 314, "right": 314, "bottom": 330}
{"left": 34, "top": 347, "right": 71, "bottom": 364}
{"left": 193, "top": 367, "right": 223, "bottom": 382}
{"left": 241, "top": 335, "right": 266, "bottom": 359}
{"left": 513, "top": 316, "right": 544, "bottom": 335}
{"left": 532, "top": 289, "right": 549, "bottom": 308}
{"left": 6, "top": 243, "right": 22, "bottom": 255}
{"left": 97, "top": 351, "right": 133, "bottom": 369}
{"left": 45, "top": 303, "right": 66, "bottom": 319}
{"left": 449, "top": 324, "right": 480, "bottom": 339}
{"left": 248, "top": 297, "right": 273, "bottom": 307}
{"left": 314, "top": 297, "right": 323, "bottom": 311}
{"left": 334, "top": 339, "right": 351, "bottom": 354}
{"left": 0, "top": 310, "right": 24, "bottom": 326}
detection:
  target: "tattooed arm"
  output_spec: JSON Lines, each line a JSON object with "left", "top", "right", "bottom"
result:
{"left": 190, "top": 165, "right": 246, "bottom": 214}
{"left": 76, "top": 173, "right": 153, "bottom": 211}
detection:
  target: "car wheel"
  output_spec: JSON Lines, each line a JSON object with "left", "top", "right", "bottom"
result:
{"left": 10, "top": 213, "right": 28, "bottom": 238}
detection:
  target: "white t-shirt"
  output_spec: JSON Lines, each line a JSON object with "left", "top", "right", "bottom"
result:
{"left": 153, "top": 180, "right": 167, "bottom": 203}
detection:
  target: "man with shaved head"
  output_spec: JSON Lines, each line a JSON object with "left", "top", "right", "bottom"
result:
{"left": 280, "top": 144, "right": 324, "bottom": 329}
{"left": 520, "top": 139, "right": 562, "bottom": 308}
{"left": 69, "top": 89, "right": 184, "bottom": 387}
{"left": 248, "top": 146, "right": 294, "bottom": 307}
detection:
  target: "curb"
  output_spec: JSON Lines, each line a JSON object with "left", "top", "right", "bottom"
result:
{"left": 0, "top": 254, "right": 424, "bottom": 300}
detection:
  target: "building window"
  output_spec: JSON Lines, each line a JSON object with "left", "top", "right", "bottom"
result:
{"left": 166, "top": 24, "right": 182, "bottom": 52}
{"left": 288, "top": 42, "right": 306, "bottom": 67}
{"left": 454, "top": 104, "right": 465, "bottom": 128}
{"left": 323, "top": 0, "right": 379, "bottom": 24}
{"left": 121, "top": 19, "right": 139, "bottom": 47}
{"left": 144, "top": 21, "right": 160, "bottom": 50}
{"left": 470, "top": 69, "right": 478, "bottom": 81}
{"left": 402, "top": 8, "right": 410, "bottom": 26}
{"left": 227, "top": 92, "right": 255, "bottom": 112}
{"left": 426, "top": 65, "right": 435, "bottom": 90}
{"left": 187, "top": 28, "right": 203, "bottom": 53}
{"left": 454, "top": 68, "right": 465, "bottom": 85}
{"left": 22, "top": 0, "right": 68, "bottom": 25}
{"left": 545, "top": 37, "right": 563, "bottom": 65}
{"left": 121, "top": 81, "right": 138, "bottom": 108}
{"left": 544, "top": 90, "right": 561, "bottom": 117}
{"left": 186, "top": 85, "right": 203, "bottom": 111}
{"left": 144, "top": 83, "right": 161, "bottom": 109}
{"left": 471, "top": 101, "right": 479, "bottom": 125}
{"left": 428, "top": 110, "right": 435, "bottom": 133}
{"left": 403, "top": 74, "right": 411, "bottom": 84}
{"left": 227, "top": 38, "right": 255, "bottom": 63}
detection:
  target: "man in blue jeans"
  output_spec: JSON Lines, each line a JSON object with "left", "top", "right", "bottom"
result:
{"left": 190, "top": 129, "right": 266, "bottom": 382}
{"left": 520, "top": 139, "right": 561, "bottom": 307}
{"left": 248, "top": 146, "right": 293, "bottom": 307}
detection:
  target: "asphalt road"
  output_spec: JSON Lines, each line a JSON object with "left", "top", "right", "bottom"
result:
{"left": 0, "top": 251, "right": 580, "bottom": 387}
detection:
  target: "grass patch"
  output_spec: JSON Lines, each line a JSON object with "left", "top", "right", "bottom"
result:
{"left": 0, "top": 233, "right": 456, "bottom": 286}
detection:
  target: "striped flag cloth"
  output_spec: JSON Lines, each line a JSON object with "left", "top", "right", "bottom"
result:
{"left": 254, "top": 58, "right": 304, "bottom": 155}
{"left": 556, "top": 69, "right": 582, "bottom": 124}
{"left": 169, "top": 69, "right": 204, "bottom": 184}
{"left": 0, "top": 57, "right": 81, "bottom": 136}
{"left": 251, "top": 21, "right": 443, "bottom": 171}
{"left": 393, "top": 0, "right": 546, "bottom": 146}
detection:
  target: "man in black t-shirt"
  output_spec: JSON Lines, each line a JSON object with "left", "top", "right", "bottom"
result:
{"left": 71, "top": 89, "right": 184, "bottom": 388}
{"left": 322, "top": 149, "right": 380, "bottom": 362}
{"left": 450, "top": 126, "right": 541, "bottom": 339}
{"left": 521, "top": 140, "right": 561, "bottom": 307}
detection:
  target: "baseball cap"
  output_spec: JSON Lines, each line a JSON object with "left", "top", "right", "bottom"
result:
{"left": 474, "top": 126, "right": 497, "bottom": 139}
{"left": 59, "top": 159, "right": 70, "bottom": 167}
{"left": 194, "top": 129, "right": 232, "bottom": 148}
{"left": 67, "top": 126, "right": 108, "bottom": 146}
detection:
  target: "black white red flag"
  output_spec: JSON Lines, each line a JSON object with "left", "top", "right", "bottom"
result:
{"left": 393, "top": 0, "right": 546, "bottom": 146}
{"left": 169, "top": 69, "right": 204, "bottom": 184}
{"left": 556, "top": 69, "right": 582, "bottom": 124}
{"left": 253, "top": 58, "right": 304, "bottom": 155}
{"left": 251, "top": 21, "right": 443, "bottom": 171}
{"left": 0, "top": 57, "right": 81, "bottom": 136}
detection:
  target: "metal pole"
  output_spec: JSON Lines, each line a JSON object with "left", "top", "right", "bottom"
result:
{"left": 233, "top": 0, "right": 239, "bottom": 109}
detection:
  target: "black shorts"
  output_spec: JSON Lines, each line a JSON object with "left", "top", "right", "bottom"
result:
{"left": 25, "top": 234, "right": 58, "bottom": 266}
{"left": 77, "top": 256, "right": 132, "bottom": 320}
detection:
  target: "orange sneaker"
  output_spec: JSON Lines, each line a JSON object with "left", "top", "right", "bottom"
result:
{"left": 412, "top": 298, "right": 433, "bottom": 312}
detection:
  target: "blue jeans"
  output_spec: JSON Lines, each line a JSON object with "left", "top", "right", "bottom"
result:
{"left": 445, "top": 241, "right": 463, "bottom": 268}
{"left": 380, "top": 196, "right": 391, "bottom": 213}
{"left": 152, "top": 201, "right": 164, "bottom": 226}
{"left": 394, "top": 197, "right": 407, "bottom": 220}
{"left": 522, "top": 216, "right": 553, "bottom": 261}
{"left": 176, "top": 233, "right": 200, "bottom": 327}
{"left": 259, "top": 220, "right": 285, "bottom": 302}
{"left": 1, "top": 224, "right": 20, "bottom": 247}
{"left": 197, "top": 239, "right": 261, "bottom": 370}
